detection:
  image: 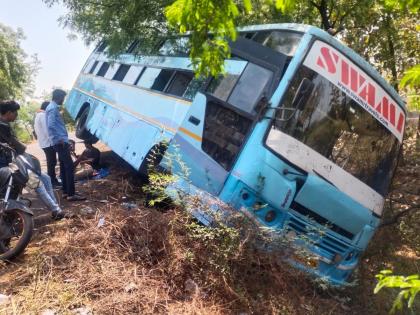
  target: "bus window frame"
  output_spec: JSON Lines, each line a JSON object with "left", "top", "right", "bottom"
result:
{"left": 165, "top": 70, "right": 195, "bottom": 98}
{"left": 112, "top": 64, "right": 131, "bottom": 81}
{"left": 200, "top": 93, "right": 256, "bottom": 171}
{"left": 96, "top": 61, "right": 110, "bottom": 77}
{"left": 229, "top": 37, "right": 287, "bottom": 97}
{"left": 157, "top": 36, "right": 191, "bottom": 57}
{"left": 199, "top": 38, "right": 289, "bottom": 170}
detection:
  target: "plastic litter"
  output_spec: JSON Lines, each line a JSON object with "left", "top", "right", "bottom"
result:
{"left": 97, "top": 217, "right": 105, "bottom": 228}
{"left": 0, "top": 294, "right": 10, "bottom": 305}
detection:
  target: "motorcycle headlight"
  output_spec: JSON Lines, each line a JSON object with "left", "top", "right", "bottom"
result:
{"left": 27, "top": 170, "right": 41, "bottom": 189}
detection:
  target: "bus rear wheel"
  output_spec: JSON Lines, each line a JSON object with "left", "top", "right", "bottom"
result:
{"left": 75, "top": 107, "right": 98, "bottom": 143}
{"left": 139, "top": 142, "right": 168, "bottom": 178}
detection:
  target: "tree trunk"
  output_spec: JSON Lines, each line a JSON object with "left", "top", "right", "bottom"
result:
{"left": 384, "top": 15, "right": 399, "bottom": 92}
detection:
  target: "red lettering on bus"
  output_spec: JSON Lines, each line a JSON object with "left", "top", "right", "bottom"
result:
{"left": 380, "top": 97, "right": 389, "bottom": 120}
{"left": 341, "top": 60, "right": 349, "bottom": 85}
{"left": 333, "top": 51, "right": 339, "bottom": 63}
{"left": 397, "top": 113, "right": 405, "bottom": 133}
{"left": 366, "top": 83, "right": 376, "bottom": 107}
{"left": 318, "top": 47, "right": 337, "bottom": 73}
{"left": 351, "top": 68, "right": 358, "bottom": 93}
{"left": 317, "top": 57, "right": 325, "bottom": 69}
{"left": 389, "top": 103, "right": 396, "bottom": 125}
{"left": 359, "top": 74, "right": 366, "bottom": 88}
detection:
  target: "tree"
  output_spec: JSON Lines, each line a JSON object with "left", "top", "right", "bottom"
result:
{"left": 44, "top": 0, "right": 172, "bottom": 56}
{"left": 44, "top": 0, "right": 418, "bottom": 92}
{"left": 0, "top": 23, "right": 33, "bottom": 99}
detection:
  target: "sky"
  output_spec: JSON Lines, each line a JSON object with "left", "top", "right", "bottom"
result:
{"left": 0, "top": 0, "right": 93, "bottom": 99}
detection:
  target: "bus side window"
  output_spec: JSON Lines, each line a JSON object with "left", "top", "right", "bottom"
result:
{"left": 150, "top": 69, "right": 175, "bottom": 91}
{"left": 252, "top": 31, "right": 271, "bottom": 44}
{"left": 206, "top": 74, "right": 240, "bottom": 102}
{"left": 159, "top": 37, "right": 190, "bottom": 56}
{"left": 240, "top": 32, "right": 256, "bottom": 39}
{"left": 165, "top": 71, "right": 194, "bottom": 97}
{"left": 88, "top": 61, "right": 99, "bottom": 74}
{"left": 137, "top": 68, "right": 162, "bottom": 89}
{"left": 124, "top": 66, "right": 144, "bottom": 85}
{"left": 96, "top": 62, "right": 110, "bottom": 77}
{"left": 264, "top": 31, "right": 303, "bottom": 56}
{"left": 113, "top": 64, "right": 131, "bottom": 81}
{"left": 104, "top": 63, "right": 120, "bottom": 80}
{"left": 183, "top": 76, "right": 207, "bottom": 100}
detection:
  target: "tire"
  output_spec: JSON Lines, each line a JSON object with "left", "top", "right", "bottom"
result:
{"left": 75, "top": 107, "right": 98, "bottom": 143}
{"left": 138, "top": 142, "right": 168, "bottom": 177}
{"left": 0, "top": 210, "right": 34, "bottom": 261}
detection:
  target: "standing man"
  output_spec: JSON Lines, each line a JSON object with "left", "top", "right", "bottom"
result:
{"left": 46, "top": 89, "right": 85, "bottom": 201}
{"left": 34, "top": 101, "right": 60, "bottom": 187}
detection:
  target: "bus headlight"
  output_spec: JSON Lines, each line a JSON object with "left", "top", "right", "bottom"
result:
{"left": 265, "top": 210, "right": 277, "bottom": 223}
{"left": 332, "top": 253, "right": 343, "bottom": 264}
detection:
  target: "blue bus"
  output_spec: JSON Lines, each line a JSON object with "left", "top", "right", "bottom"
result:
{"left": 65, "top": 24, "right": 406, "bottom": 285}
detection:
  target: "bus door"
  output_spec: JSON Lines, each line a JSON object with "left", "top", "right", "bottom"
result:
{"left": 165, "top": 38, "right": 287, "bottom": 196}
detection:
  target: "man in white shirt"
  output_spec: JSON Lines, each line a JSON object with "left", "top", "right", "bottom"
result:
{"left": 34, "top": 101, "right": 60, "bottom": 186}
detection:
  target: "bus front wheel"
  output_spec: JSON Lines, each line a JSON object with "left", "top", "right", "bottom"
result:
{"left": 75, "top": 107, "right": 98, "bottom": 143}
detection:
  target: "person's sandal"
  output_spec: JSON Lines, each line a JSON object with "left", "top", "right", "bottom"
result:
{"left": 67, "top": 194, "right": 86, "bottom": 201}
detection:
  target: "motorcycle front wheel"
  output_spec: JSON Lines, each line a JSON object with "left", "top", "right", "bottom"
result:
{"left": 0, "top": 209, "right": 33, "bottom": 260}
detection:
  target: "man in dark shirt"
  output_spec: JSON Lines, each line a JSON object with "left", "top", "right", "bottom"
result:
{"left": 0, "top": 101, "right": 26, "bottom": 167}
{"left": 75, "top": 140, "right": 101, "bottom": 170}
{"left": 69, "top": 140, "right": 101, "bottom": 180}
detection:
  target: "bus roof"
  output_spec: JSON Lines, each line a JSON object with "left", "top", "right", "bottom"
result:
{"left": 238, "top": 23, "right": 406, "bottom": 112}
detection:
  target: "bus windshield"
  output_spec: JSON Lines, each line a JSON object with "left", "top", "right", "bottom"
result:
{"left": 266, "top": 63, "right": 401, "bottom": 196}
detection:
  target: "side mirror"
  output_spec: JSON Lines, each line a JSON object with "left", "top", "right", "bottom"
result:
{"left": 291, "top": 78, "right": 314, "bottom": 111}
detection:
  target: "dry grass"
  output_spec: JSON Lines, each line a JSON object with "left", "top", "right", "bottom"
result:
{"left": 1, "top": 200, "right": 341, "bottom": 314}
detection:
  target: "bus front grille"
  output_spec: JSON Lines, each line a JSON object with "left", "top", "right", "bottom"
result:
{"left": 289, "top": 201, "right": 354, "bottom": 240}
{"left": 286, "top": 216, "right": 351, "bottom": 258}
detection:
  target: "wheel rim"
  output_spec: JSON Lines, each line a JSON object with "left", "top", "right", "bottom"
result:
{"left": 0, "top": 211, "right": 26, "bottom": 255}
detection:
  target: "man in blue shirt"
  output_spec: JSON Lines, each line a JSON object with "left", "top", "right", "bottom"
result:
{"left": 46, "top": 89, "right": 85, "bottom": 201}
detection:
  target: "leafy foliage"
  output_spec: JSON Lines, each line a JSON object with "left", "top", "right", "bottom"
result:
{"left": 399, "top": 65, "right": 420, "bottom": 111}
{"left": 13, "top": 101, "right": 39, "bottom": 143}
{"left": 165, "top": 0, "right": 239, "bottom": 76}
{"left": 400, "top": 65, "right": 420, "bottom": 89}
{"left": 0, "top": 23, "right": 33, "bottom": 99}
{"left": 44, "top": 0, "right": 419, "bottom": 104}
{"left": 375, "top": 270, "right": 420, "bottom": 313}
{"left": 43, "top": 0, "right": 172, "bottom": 57}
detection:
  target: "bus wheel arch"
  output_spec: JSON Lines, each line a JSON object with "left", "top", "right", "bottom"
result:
{"left": 75, "top": 104, "right": 98, "bottom": 143}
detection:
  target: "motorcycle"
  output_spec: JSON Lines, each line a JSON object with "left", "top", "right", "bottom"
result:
{"left": 0, "top": 143, "right": 36, "bottom": 260}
